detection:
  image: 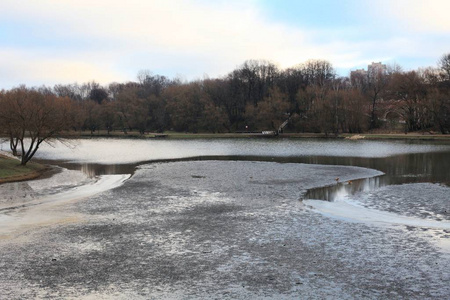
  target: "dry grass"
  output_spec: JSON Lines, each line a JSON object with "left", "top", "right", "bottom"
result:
{"left": 0, "top": 155, "right": 47, "bottom": 184}
{"left": 59, "top": 130, "right": 450, "bottom": 140}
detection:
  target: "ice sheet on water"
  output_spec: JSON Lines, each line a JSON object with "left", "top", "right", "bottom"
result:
{"left": 304, "top": 198, "right": 450, "bottom": 230}
{"left": 1, "top": 160, "right": 449, "bottom": 298}
{"left": 304, "top": 192, "right": 450, "bottom": 253}
{"left": 0, "top": 174, "right": 131, "bottom": 236}
{"left": 0, "top": 168, "right": 90, "bottom": 209}
{"left": 0, "top": 168, "right": 129, "bottom": 211}
{"left": 23, "top": 174, "right": 131, "bottom": 206}
{"left": 355, "top": 183, "right": 449, "bottom": 221}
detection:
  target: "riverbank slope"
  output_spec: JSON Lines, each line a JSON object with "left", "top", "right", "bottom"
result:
{"left": 0, "top": 153, "right": 48, "bottom": 184}
{"left": 56, "top": 130, "right": 450, "bottom": 140}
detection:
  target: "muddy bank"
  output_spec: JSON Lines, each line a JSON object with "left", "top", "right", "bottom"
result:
{"left": 1, "top": 161, "right": 448, "bottom": 299}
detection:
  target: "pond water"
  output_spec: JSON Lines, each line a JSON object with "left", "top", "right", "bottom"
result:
{"left": 30, "top": 138, "right": 450, "bottom": 163}
{"left": 1, "top": 137, "right": 450, "bottom": 298}
{"left": 2, "top": 137, "right": 449, "bottom": 211}
{"left": 31, "top": 138, "right": 450, "bottom": 194}
{"left": 29, "top": 137, "right": 450, "bottom": 228}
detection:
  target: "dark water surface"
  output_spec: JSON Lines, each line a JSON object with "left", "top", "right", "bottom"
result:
{"left": 2, "top": 138, "right": 450, "bottom": 299}
{"left": 33, "top": 138, "right": 450, "bottom": 201}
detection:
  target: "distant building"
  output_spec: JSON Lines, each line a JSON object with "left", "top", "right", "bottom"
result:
{"left": 367, "top": 62, "right": 387, "bottom": 75}
{"left": 350, "top": 68, "right": 368, "bottom": 87}
{"left": 350, "top": 68, "right": 367, "bottom": 78}
{"left": 350, "top": 62, "right": 387, "bottom": 85}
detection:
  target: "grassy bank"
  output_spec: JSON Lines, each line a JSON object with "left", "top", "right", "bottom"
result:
{"left": 59, "top": 130, "right": 450, "bottom": 141}
{"left": 339, "top": 133, "right": 450, "bottom": 141}
{"left": 0, "top": 155, "right": 48, "bottom": 184}
{"left": 61, "top": 130, "right": 274, "bottom": 139}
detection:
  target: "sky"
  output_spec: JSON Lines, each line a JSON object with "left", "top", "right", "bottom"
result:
{"left": 0, "top": 0, "right": 449, "bottom": 89}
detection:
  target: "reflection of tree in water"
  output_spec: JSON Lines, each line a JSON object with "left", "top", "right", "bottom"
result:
{"left": 78, "top": 163, "right": 135, "bottom": 177}
{"left": 305, "top": 176, "right": 385, "bottom": 202}
{"left": 0, "top": 181, "right": 36, "bottom": 206}
{"left": 80, "top": 163, "right": 120, "bottom": 177}
{"left": 302, "top": 151, "right": 450, "bottom": 201}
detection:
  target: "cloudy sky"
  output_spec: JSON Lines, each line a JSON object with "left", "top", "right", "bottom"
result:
{"left": 1, "top": 0, "right": 449, "bottom": 89}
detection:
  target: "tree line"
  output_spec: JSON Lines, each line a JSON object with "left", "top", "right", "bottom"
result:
{"left": 1, "top": 53, "right": 449, "bottom": 165}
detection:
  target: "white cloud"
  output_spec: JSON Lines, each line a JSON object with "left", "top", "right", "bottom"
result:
{"left": 356, "top": 0, "right": 450, "bottom": 69}
{"left": 0, "top": 49, "right": 126, "bottom": 88}
{"left": 371, "top": 0, "right": 450, "bottom": 33}
{"left": 0, "top": 0, "right": 334, "bottom": 83}
{"left": 0, "top": 0, "right": 449, "bottom": 87}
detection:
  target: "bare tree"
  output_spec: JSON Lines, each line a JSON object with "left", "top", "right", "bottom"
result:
{"left": 0, "top": 87, "right": 73, "bottom": 165}
{"left": 438, "top": 53, "right": 450, "bottom": 80}
{"left": 89, "top": 87, "right": 109, "bottom": 104}
{"left": 300, "top": 59, "right": 335, "bottom": 87}
{"left": 244, "top": 87, "right": 290, "bottom": 131}
{"left": 230, "top": 60, "right": 279, "bottom": 106}
{"left": 0, "top": 91, "right": 20, "bottom": 155}
{"left": 389, "top": 71, "right": 428, "bottom": 132}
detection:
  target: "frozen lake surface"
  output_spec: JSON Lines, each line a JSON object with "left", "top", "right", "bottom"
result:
{"left": 0, "top": 138, "right": 449, "bottom": 299}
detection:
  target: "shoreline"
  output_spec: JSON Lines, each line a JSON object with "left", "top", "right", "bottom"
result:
{"left": 1, "top": 133, "right": 448, "bottom": 185}
{"left": 0, "top": 153, "right": 53, "bottom": 184}
{"left": 53, "top": 131, "right": 450, "bottom": 141}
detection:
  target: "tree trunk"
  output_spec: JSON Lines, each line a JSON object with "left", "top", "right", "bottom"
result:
{"left": 9, "top": 137, "right": 19, "bottom": 156}
{"left": 20, "top": 137, "right": 41, "bottom": 166}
